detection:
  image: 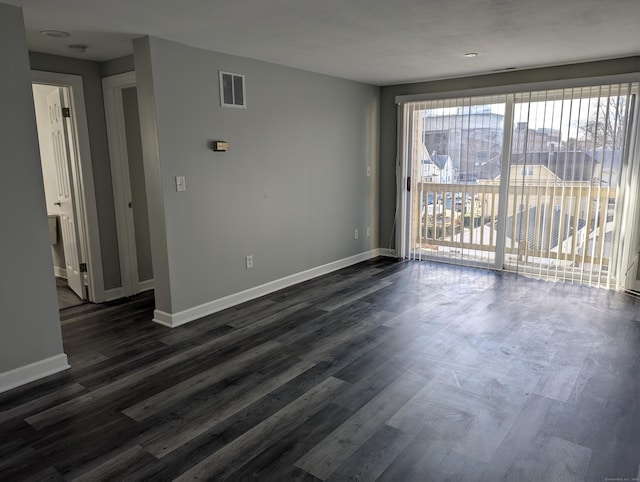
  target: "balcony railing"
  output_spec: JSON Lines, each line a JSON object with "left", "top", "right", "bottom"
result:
{"left": 411, "top": 181, "right": 617, "bottom": 272}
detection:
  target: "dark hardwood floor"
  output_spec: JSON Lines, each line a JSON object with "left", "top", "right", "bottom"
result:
{"left": 1, "top": 258, "right": 639, "bottom": 481}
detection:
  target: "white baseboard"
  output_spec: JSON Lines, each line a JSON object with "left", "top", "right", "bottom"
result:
{"left": 137, "top": 279, "right": 154, "bottom": 293}
{"left": 153, "top": 249, "right": 382, "bottom": 328}
{"left": 54, "top": 266, "right": 67, "bottom": 279}
{"left": 378, "top": 248, "right": 397, "bottom": 257}
{"left": 105, "top": 287, "right": 124, "bottom": 302}
{"left": 105, "top": 281, "right": 153, "bottom": 302}
{"left": 0, "top": 354, "right": 69, "bottom": 394}
{"left": 152, "top": 310, "right": 174, "bottom": 328}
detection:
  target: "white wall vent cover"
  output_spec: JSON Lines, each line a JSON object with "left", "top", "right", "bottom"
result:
{"left": 219, "top": 71, "right": 246, "bottom": 108}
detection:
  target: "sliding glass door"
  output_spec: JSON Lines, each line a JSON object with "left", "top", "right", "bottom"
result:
{"left": 505, "top": 85, "right": 634, "bottom": 287}
{"left": 401, "top": 95, "right": 507, "bottom": 270}
{"left": 399, "top": 82, "right": 639, "bottom": 289}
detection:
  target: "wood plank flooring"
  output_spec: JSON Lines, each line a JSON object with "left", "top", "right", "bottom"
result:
{"left": 1, "top": 257, "right": 639, "bottom": 481}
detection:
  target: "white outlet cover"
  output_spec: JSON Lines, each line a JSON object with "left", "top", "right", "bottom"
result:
{"left": 367, "top": 166, "right": 371, "bottom": 176}
{"left": 176, "top": 176, "right": 186, "bottom": 192}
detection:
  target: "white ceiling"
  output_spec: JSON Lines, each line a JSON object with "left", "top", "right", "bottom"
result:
{"left": 7, "top": 0, "right": 640, "bottom": 85}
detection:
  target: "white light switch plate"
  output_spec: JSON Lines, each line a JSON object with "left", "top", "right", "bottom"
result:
{"left": 176, "top": 176, "right": 186, "bottom": 192}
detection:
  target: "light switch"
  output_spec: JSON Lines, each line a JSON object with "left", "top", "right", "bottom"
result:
{"left": 176, "top": 176, "right": 186, "bottom": 192}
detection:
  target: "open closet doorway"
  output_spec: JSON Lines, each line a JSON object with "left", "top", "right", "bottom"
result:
{"left": 32, "top": 71, "right": 105, "bottom": 308}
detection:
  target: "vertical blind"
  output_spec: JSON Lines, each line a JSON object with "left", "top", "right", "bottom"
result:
{"left": 401, "top": 82, "right": 638, "bottom": 289}
{"left": 403, "top": 95, "right": 507, "bottom": 270}
{"left": 507, "top": 85, "right": 634, "bottom": 287}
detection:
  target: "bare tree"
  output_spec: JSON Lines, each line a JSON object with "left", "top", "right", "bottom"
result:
{"left": 581, "top": 96, "right": 628, "bottom": 151}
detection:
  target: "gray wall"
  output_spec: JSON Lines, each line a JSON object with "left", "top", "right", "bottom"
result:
{"left": 0, "top": 3, "right": 65, "bottom": 373}
{"left": 135, "top": 36, "right": 379, "bottom": 314}
{"left": 379, "top": 56, "right": 640, "bottom": 249}
{"left": 101, "top": 55, "right": 135, "bottom": 78}
{"left": 122, "top": 86, "right": 153, "bottom": 282}
{"left": 29, "top": 52, "right": 122, "bottom": 291}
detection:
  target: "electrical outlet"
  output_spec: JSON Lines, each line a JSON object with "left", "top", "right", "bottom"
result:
{"left": 245, "top": 255, "right": 253, "bottom": 269}
{"left": 354, "top": 229, "right": 359, "bottom": 239}
{"left": 366, "top": 166, "right": 371, "bottom": 176}
{"left": 176, "top": 176, "right": 186, "bottom": 192}
{"left": 366, "top": 226, "right": 371, "bottom": 237}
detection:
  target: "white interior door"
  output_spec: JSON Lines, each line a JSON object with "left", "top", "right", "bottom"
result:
{"left": 47, "top": 88, "right": 83, "bottom": 298}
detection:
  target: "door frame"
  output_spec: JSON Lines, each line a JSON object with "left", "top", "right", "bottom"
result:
{"left": 103, "top": 71, "right": 153, "bottom": 296}
{"left": 31, "top": 70, "right": 105, "bottom": 303}
{"left": 396, "top": 97, "right": 511, "bottom": 271}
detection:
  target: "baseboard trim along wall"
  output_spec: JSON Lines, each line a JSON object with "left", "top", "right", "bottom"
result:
{"left": 104, "top": 281, "right": 154, "bottom": 302}
{"left": 153, "top": 249, "right": 386, "bottom": 328}
{"left": 53, "top": 266, "right": 67, "bottom": 279}
{"left": 137, "top": 279, "right": 154, "bottom": 293}
{"left": 105, "top": 287, "right": 124, "bottom": 302}
{"left": 0, "top": 354, "right": 69, "bottom": 394}
{"left": 378, "top": 248, "right": 397, "bottom": 257}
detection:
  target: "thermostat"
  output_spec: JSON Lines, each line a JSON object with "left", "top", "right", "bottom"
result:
{"left": 212, "top": 141, "right": 230, "bottom": 152}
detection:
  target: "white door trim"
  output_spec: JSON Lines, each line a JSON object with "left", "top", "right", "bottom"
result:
{"left": 396, "top": 103, "right": 410, "bottom": 258}
{"left": 31, "top": 70, "right": 105, "bottom": 303}
{"left": 103, "top": 71, "right": 145, "bottom": 297}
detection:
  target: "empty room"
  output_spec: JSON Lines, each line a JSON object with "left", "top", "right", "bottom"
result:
{"left": 1, "top": 0, "right": 639, "bottom": 480}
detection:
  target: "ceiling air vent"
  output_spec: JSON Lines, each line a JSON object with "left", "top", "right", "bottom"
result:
{"left": 219, "top": 71, "right": 246, "bottom": 108}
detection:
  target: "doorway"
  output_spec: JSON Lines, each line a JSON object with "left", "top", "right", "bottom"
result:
{"left": 31, "top": 70, "right": 106, "bottom": 306}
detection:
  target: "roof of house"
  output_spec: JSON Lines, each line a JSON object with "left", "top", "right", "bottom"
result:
{"left": 511, "top": 151, "right": 598, "bottom": 182}
{"left": 478, "top": 158, "right": 502, "bottom": 180}
{"left": 502, "top": 206, "right": 587, "bottom": 250}
{"left": 592, "top": 149, "right": 623, "bottom": 172}
{"left": 429, "top": 155, "right": 452, "bottom": 170}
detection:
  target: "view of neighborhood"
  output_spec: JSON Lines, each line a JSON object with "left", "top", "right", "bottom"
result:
{"left": 418, "top": 98, "right": 626, "bottom": 185}
{"left": 409, "top": 88, "right": 631, "bottom": 284}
